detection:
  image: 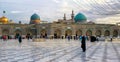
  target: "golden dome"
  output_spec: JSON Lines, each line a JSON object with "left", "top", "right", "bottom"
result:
{"left": 0, "top": 16, "right": 9, "bottom": 24}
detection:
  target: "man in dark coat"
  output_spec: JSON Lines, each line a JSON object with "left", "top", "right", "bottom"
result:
{"left": 18, "top": 35, "right": 22, "bottom": 43}
{"left": 81, "top": 36, "right": 86, "bottom": 52}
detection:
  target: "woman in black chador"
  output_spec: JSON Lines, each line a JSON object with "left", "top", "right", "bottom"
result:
{"left": 81, "top": 36, "right": 86, "bottom": 52}
{"left": 18, "top": 35, "right": 22, "bottom": 43}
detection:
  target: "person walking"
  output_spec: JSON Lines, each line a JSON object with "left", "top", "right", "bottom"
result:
{"left": 68, "top": 35, "right": 71, "bottom": 41}
{"left": 3, "top": 35, "right": 7, "bottom": 41}
{"left": 81, "top": 36, "right": 86, "bottom": 52}
{"left": 18, "top": 35, "right": 22, "bottom": 43}
{"left": 110, "top": 37, "right": 112, "bottom": 42}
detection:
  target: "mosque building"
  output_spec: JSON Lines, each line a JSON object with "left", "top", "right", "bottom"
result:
{"left": 30, "top": 13, "right": 41, "bottom": 24}
{"left": 0, "top": 10, "right": 120, "bottom": 39}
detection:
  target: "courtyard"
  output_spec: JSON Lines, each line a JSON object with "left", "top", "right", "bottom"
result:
{"left": 0, "top": 39, "right": 120, "bottom": 62}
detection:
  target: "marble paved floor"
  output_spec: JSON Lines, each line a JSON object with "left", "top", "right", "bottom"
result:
{"left": 0, "top": 39, "right": 120, "bottom": 62}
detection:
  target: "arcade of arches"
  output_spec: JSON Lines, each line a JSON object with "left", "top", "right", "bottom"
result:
{"left": 40, "top": 29, "right": 47, "bottom": 38}
{"left": 76, "top": 30, "right": 82, "bottom": 36}
{"left": 0, "top": 24, "right": 119, "bottom": 38}
{"left": 54, "top": 29, "right": 61, "bottom": 38}
{"left": 86, "top": 30, "right": 92, "bottom": 36}
{"left": 2, "top": 29, "right": 9, "bottom": 35}
{"left": 95, "top": 30, "right": 101, "bottom": 37}
{"left": 65, "top": 29, "right": 72, "bottom": 37}
{"left": 104, "top": 30, "right": 110, "bottom": 36}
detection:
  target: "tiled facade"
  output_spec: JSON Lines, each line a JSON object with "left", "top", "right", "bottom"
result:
{"left": 0, "top": 23, "right": 119, "bottom": 38}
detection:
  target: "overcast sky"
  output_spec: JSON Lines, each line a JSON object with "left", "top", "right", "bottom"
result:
{"left": 0, "top": 0, "right": 120, "bottom": 24}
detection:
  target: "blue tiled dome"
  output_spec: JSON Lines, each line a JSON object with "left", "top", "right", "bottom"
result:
{"left": 74, "top": 13, "right": 87, "bottom": 23}
{"left": 30, "top": 13, "right": 40, "bottom": 24}
{"left": 31, "top": 13, "right": 40, "bottom": 20}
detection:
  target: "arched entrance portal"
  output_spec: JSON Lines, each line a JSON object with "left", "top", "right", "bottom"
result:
{"left": 104, "top": 30, "right": 110, "bottom": 37}
{"left": 15, "top": 33, "right": 20, "bottom": 39}
{"left": 54, "top": 29, "right": 61, "bottom": 38}
{"left": 40, "top": 29, "right": 47, "bottom": 38}
{"left": 2, "top": 29, "right": 9, "bottom": 35}
{"left": 86, "top": 30, "right": 92, "bottom": 36}
{"left": 65, "top": 29, "right": 72, "bottom": 38}
{"left": 14, "top": 29, "right": 22, "bottom": 39}
{"left": 2, "top": 29, "right": 9, "bottom": 39}
{"left": 95, "top": 30, "right": 101, "bottom": 37}
{"left": 26, "top": 33, "right": 32, "bottom": 39}
{"left": 113, "top": 30, "right": 118, "bottom": 37}
{"left": 76, "top": 29, "right": 82, "bottom": 36}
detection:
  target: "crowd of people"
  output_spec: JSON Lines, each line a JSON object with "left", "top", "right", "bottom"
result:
{"left": 66, "top": 35, "right": 100, "bottom": 52}
{"left": 0, "top": 35, "right": 12, "bottom": 41}
{"left": 0, "top": 34, "right": 107, "bottom": 52}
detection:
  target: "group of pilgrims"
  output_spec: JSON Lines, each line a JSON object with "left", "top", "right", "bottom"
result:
{"left": 1, "top": 34, "right": 99, "bottom": 52}
{"left": 67, "top": 35, "right": 99, "bottom": 52}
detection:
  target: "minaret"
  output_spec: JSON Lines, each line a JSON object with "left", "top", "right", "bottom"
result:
{"left": 63, "top": 13, "right": 66, "bottom": 20}
{"left": 71, "top": 10, "right": 74, "bottom": 22}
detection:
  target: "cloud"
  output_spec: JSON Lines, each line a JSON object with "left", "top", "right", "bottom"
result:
{"left": 11, "top": 11, "right": 23, "bottom": 14}
{"left": 52, "top": 0, "right": 60, "bottom": 3}
{"left": 95, "top": 14, "right": 120, "bottom": 24}
{"left": 0, "top": 0, "right": 120, "bottom": 24}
